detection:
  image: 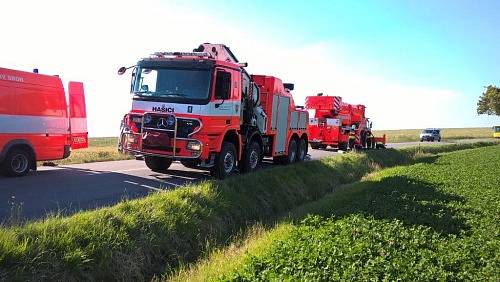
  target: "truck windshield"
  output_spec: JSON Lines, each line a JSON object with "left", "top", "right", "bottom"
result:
{"left": 133, "top": 67, "right": 211, "bottom": 102}
{"left": 495, "top": 126, "right": 500, "bottom": 132}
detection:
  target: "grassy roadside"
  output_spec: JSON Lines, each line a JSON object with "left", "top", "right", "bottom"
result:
{"left": 42, "top": 137, "right": 132, "bottom": 166}
{"left": 373, "top": 127, "right": 494, "bottom": 143}
{"left": 46, "top": 129, "right": 497, "bottom": 166}
{"left": 1, "top": 142, "right": 497, "bottom": 281}
{"left": 174, "top": 145, "right": 500, "bottom": 281}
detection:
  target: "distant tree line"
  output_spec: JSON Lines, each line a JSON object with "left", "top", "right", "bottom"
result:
{"left": 477, "top": 85, "right": 500, "bottom": 116}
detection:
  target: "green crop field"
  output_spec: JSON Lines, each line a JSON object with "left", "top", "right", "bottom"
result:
{"left": 373, "top": 127, "right": 495, "bottom": 143}
{"left": 2, "top": 142, "right": 497, "bottom": 281}
{"left": 181, "top": 145, "right": 500, "bottom": 281}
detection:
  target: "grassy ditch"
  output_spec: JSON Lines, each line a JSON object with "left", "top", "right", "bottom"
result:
{"left": 180, "top": 145, "right": 499, "bottom": 281}
{"left": 0, "top": 142, "right": 497, "bottom": 281}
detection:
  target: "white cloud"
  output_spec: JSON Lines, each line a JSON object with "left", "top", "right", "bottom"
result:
{"left": 1, "top": 0, "right": 495, "bottom": 136}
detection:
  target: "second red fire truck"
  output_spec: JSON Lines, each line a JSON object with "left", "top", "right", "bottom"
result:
{"left": 118, "top": 44, "right": 308, "bottom": 179}
{"left": 306, "top": 94, "right": 385, "bottom": 151}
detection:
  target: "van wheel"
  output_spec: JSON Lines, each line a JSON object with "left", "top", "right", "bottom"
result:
{"left": 283, "top": 138, "right": 298, "bottom": 164}
{"left": 213, "top": 142, "right": 237, "bottom": 179}
{"left": 2, "top": 149, "right": 32, "bottom": 177}
{"left": 296, "top": 139, "right": 307, "bottom": 162}
{"left": 145, "top": 156, "right": 172, "bottom": 172}
{"left": 241, "top": 141, "right": 261, "bottom": 173}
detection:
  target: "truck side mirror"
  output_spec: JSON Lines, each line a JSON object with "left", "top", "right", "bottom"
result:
{"left": 284, "top": 83, "right": 294, "bottom": 91}
{"left": 118, "top": 67, "right": 127, "bottom": 75}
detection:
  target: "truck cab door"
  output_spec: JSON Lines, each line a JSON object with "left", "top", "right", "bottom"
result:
{"left": 68, "top": 81, "right": 88, "bottom": 149}
{"left": 210, "top": 69, "right": 241, "bottom": 129}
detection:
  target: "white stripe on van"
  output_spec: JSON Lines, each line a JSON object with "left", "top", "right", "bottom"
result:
{"left": 70, "top": 117, "right": 88, "bottom": 132}
{"left": 0, "top": 114, "right": 68, "bottom": 134}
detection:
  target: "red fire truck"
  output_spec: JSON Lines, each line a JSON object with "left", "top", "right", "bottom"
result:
{"left": 118, "top": 43, "right": 308, "bottom": 179}
{"left": 0, "top": 67, "right": 88, "bottom": 176}
{"left": 306, "top": 94, "right": 385, "bottom": 151}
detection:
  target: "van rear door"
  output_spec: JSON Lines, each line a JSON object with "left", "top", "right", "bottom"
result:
{"left": 68, "top": 81, "right": 88, "bottom": 149}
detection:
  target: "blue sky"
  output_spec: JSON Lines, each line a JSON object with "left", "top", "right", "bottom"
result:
{"left": 198, "top": 0, "right": 500, "bottom": 128}
{"left": 198, "top": 0, "right": 500, "bottom": 89}
{"left": 0, "top": 0, "right": 499, "bottom": 135}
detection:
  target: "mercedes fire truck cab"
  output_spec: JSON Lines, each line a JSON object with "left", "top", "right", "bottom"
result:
{"left": 118, "top": 44, "right": 308, "bottom": 179}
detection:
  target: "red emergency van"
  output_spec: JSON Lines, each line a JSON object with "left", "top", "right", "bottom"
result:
{"left": 0, "top": 67, "right": 88, "bottom": 176}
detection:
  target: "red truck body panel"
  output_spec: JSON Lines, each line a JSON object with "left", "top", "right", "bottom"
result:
{"left": 0, "top": 67, "right": 87, "bottom": 165}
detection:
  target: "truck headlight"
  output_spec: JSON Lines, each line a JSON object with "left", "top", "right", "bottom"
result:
{"left": 186, "top": 140, "right": 202, "bottom": 151}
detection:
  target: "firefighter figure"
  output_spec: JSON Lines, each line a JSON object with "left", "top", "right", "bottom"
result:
{"left": 348, "top": 125, "right": 357, "bottom": 151}
{"left": 366, "top": 131, "right": 374, "bottom": 149}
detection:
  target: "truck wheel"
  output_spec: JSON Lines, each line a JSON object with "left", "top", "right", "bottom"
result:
{"left": 284, "top": 138, "right": 298, "bottom": 164}
{"left": 241, "top": 141, "right": 261, "bottom": 173}
{"left": 2, "top": 149, "right": 32, "bottom": 177}
{"left": 213, "top": 142, "right": 237, "bottom": 179}
{"left": 296, "top": 139, "right": 307, "bottom": 162}
{"left": 145, "top": 156, "right": 172, "bottom": 172}
{"left": 310, "top": 143, "right": 320, "bottom": 150}
{"left": 320, "top": 144, "right": 327, "bottom": 150}
{"left": 338, "top": 142, "right": 348, "bottom": 151}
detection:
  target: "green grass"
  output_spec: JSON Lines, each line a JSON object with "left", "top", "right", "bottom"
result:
{"left": 40, "top": 137, "right": 132, "bottom": 166}
{"left": 1, "top": 142, "right": 497, "bottom": 281}
{"left": 50, "top": 131, "right": 496, "bottom": 166}
{"left": 87, "top": 137, "right": 119, "bottom": 147}
{"left": 373, "top": 127, "right": 495, "bottom": 143}
{"left": 198, "top": 145, "right": 500, "bottom": 281}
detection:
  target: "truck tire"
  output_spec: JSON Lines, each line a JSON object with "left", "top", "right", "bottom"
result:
{"left": 213, "top": 142, "right": 237, "bottom": 179}
{"left": 2, "top": 148, "right": 32, "bottom": 177}
{"left": 338, "top": 142, "right": 348, "bottom": 151}
{"left": 296, "top": 138, "right": 307, "bottom": 162}
{"left": 283, "top": 138, "right": 298, "bottom": 164}
{"left": 310, "top": 143, "right": 320, "bottom": 150}
{"left": 145, "top": 156, "right": 172, "bottom": 172}
{"left": 241, "top": 141, "right": 261, "bottom": 173}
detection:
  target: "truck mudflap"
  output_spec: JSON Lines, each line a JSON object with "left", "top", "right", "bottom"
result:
{"left": 68, "top": 81, "right": 88, "bottom": 149}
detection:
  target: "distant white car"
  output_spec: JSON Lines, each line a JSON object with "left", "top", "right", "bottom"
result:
{"left": 420, "top": 128, "right": 441, "bottom": 142}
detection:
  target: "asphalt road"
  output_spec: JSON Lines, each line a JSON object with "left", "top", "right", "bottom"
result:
{"left": 0, "top": 140, "right": 476, "bottom": 222}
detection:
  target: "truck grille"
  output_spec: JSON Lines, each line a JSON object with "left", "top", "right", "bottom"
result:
{"left": 142, "top": 113, "right": 200, "bottom": 138}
